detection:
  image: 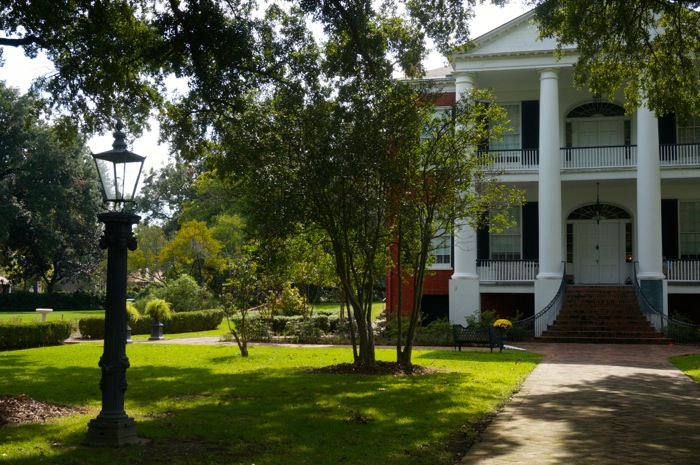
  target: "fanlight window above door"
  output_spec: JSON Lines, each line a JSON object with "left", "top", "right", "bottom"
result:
{"left": 568, "top": 204, "right": 631, "bottom": 221}
{"left": 567, "top": 102, "right": 625, "bottom": 118}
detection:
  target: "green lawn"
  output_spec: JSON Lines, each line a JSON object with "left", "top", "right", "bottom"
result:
{"left": 0, "top": 344, "right": 542, "bottom": 465}
{"left": 0, "top": 310, "right": 104, "bottom": 323}
{"left": 315, "top": 301, "right": 385, "bottom": 320}
{"left": 671, "top": 354, "right": 700, "bottom": 383}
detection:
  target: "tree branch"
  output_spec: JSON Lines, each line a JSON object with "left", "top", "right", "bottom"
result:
{"left": 0, "top": 36, "right": 44, "bottom": 47}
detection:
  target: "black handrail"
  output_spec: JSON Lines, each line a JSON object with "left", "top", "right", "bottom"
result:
{"left": 510, "top": 261, "right": 567, "bottom": 342}
{"left": 633, "top": 261, "right": 700, "bottom": 344}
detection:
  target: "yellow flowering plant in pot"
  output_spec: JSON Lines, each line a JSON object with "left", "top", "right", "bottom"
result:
{"left": 493, "top": 319, "right": 512, "bottom": 330}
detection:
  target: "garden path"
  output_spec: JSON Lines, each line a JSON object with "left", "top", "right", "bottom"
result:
{"left": 459, "top": 343, "right": 700, "bottom": 465}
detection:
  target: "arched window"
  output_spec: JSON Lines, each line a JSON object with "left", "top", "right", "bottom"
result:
{"left": 567, "top": 204, "right": 631, "bottom": 221}
{"left": 567, "top": 102, "right": 625, "bottom": 118}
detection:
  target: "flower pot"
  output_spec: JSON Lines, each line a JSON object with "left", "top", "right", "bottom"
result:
{"left": 149, "top": 320, "right": 164, "bottom": 341}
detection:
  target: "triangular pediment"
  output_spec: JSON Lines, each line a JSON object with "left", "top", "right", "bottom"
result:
{"left": 457, "top": 9, "right": 571, "bottom": 58}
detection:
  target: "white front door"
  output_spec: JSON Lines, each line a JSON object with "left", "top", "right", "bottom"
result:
{"left": 575, "top": 221, "right": 621, "bottom": 284}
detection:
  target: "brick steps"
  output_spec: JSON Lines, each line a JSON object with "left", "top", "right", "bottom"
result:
{"left": 536, "top": 285, "right": 671, "bottom": 344}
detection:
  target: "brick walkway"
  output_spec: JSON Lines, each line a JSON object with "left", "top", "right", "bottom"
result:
{"left": 459, "top": 343, "right": 700, "bottom": 465}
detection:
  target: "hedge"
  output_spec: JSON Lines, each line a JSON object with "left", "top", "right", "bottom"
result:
{"left": 0, "top": 290, "right": 105, "bottom": 312}
{"left": 0, "top": 321, "right": 73, "bottom": 351}
{"left": 78, "top": 310, "right": 225, "bottom": 339}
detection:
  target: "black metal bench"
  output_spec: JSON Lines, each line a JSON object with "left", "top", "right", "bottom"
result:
{"left": 452, "top": 324, "right": 505, "bottom": 353}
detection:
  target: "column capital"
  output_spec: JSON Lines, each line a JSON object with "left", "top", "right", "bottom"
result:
{"left": 453, "top": 71, "right": 477, "bottom": 85}
{"left": 538, "top": 67, "right": 561, "bottom": 79}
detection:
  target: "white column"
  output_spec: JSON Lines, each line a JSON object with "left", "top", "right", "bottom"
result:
{"left": 636, "top": 105, "right": 665, "bottom": 280}
{"left": 535, "top": 68, "right": 563, "bottom": 311}
{"left": 450, "top": 72, "right": 480, "bottom": 324}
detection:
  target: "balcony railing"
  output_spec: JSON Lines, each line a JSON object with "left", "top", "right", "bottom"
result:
{"left": 481, "top": 149, "right": 539, "bottom": 171}
{"left": 660, "top": 144, "right": 700, "bottom": 166}
{"left": 561, "top": 145, "right": 636, "bottom": 169}
{"left": 477, "top": 259, "right": 538, "bottom": 281}
{"left": 665, "top": 259, "right": 700, "bottom": 282}
{"left": 481, "top": 143, "right": 700, "bottom": 172}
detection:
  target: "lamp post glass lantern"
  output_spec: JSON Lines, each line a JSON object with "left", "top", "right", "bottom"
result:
{"left": 85, "top": 121, "right": 144, "bottom": 447}
{"left": 92, "top": 121, "right": 145, "bottom": 205}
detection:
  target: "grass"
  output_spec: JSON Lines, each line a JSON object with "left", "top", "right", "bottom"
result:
{"left": 670, "top": 354, "right": 700, "bottom": 383}
{"left": 0, "top": 310, "right": 104, "bottom": 323}
{"left": 315, "top": 301, "right": 385, "bottom": 320}
{"left": 0, "top": 344, "right": 542, "bottom": 465}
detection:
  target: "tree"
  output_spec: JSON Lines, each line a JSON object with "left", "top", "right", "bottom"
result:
{"left": 158, "top": 220, "right": 225, "bottom": 291}
{"left": 0, "top": 83, "right": 103, "bottom": 292}
{"left": 392, "top": 87, "right": 525, "bottom": 365}
{"left": 128, "top": 224, "right": 169, "bottom": 285}
{"left": 220, "top": 251, "right": 268, "bottom": 357}
{"left": 135, "top": 161, "right": 199, "bottom": 235}
{"left": 531, "top": 0, "right": 700, "bottom": 120}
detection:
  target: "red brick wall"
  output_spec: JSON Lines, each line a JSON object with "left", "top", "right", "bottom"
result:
{"left": 386, "top": 267, "right": 451, "bottom": 317}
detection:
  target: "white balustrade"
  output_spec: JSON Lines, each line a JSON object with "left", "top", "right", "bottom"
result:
{"left": 480, "top": 144, "right": 700, "bottom": 173}
{"left": 666, "top": 260, "right": 700, "bottom": 282}
{"left": 560, "top": 146, "right": 636, "bottom": 169}
{"left": 477, "top": 260, "right": 539, "bottom": 281}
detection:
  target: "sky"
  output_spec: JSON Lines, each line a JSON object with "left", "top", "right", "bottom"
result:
{"left": 0, "top": 2, "right": 531, "bottom": 174}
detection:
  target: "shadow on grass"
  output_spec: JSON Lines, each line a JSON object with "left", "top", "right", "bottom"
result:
{"left": 0, "top": 344, "right": 533, "bottom": 465}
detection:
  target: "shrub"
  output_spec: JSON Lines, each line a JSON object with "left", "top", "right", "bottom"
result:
{"left": 285, "top": 319, "right": 324, "bottom": 343}
{"left": 414, "top": 318, "right": 453, "bottom": 346}
{"left": 269, "top": 282, "right": 306, "bottom": 316}
{"left": 162, "top": 310, "right": 224, "bottom": 334}
{"left": 126, "top": 301, "right": 140, "bottom": 324}
{"left": 78, "top": 310, "right": 224, "bottom": 338}
{"left": 0, "top": 321, "right": 73, "bottom": 350}
{"left": 153, "top": 275, "right": 218, "bottom": 313}
{"left": 145, "top": 299, "right": 172, "bottom": 321}
{"left": 227, "top": 313, "right": 272, "bottom": 342}
{"left": 466, "top": 309, "right": 498, "bottom": 329}
{"left": 78, "top": 317, "right": 106, "bottom": 339}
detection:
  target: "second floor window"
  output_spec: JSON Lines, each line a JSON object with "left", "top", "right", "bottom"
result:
{"left": 490, "top": 104, "right": 521, "bottom": 151}
{"left": 678, "top": 117, "right": 700, "bottom": 144}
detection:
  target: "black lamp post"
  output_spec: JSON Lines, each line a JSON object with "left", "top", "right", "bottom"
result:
{"left": 85, "top": 121, "right": 145, "bottom": 447}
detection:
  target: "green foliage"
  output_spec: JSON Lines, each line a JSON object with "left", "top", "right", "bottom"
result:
{"left": 268, "top": 281, "right": 306, "bottom": 316}
{"left": 145, "top": 298, "right": 172, "bottom": 322}
{"left": 466, "top": 309, "right": 499, "bottom": 329}
{"left": 128, "top": 224, "right": 169, "bottom": 286}
{"left": 0, "top": 321, "right": 73, "bottom": 350}
{"left": 77, "top": 316, "right": 105, "bottom": 339}
{"left": 378, "top": 316, "right": 453, "bottom": 346}
{"left": 0, "top": 83, "right": 103, "bottom": 291}
{"left": 151, "top": 309, "right": 223, "bottom": 335}
{"left": 226, "top": 313, "right": 273, "bottom": 342}
{"left": 284, "top": 319, "right": 324, "bottom": 344}
{"left": 153, "top": 274, "right": 218, "bottom": 313}
{"left": 126, "top": 301, "right": 140, "bottom": 324}
{"left": 135, "top": 161, "right": 199, "bottom": 235}
{"left": 158, "top": 220, "right": 225, "bottom": 290}
{"left": 79, "top": 310, "right": 224, "bottom": 338}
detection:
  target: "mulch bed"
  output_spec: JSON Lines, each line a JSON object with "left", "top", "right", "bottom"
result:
{"left": 0, "top": 395, "right": 89, "bottom": 426}
{"left": 307, "top": 360, "right": 440, "bottom": 375}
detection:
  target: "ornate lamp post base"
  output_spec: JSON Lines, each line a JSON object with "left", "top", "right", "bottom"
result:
{"left": 85, "top": 415, "right": 140, "bottom": 447}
